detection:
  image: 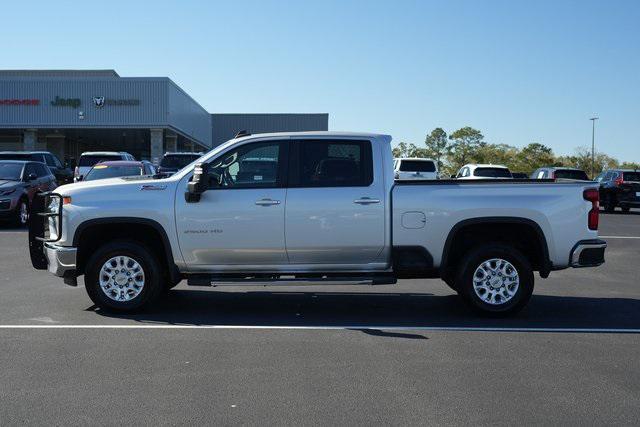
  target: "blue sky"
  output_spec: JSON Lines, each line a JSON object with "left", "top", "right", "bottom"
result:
{"left": 2, "top": 0, "right": 638, "bottom": 161}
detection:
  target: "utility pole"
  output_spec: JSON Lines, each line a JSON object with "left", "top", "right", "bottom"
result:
{"left": 590, "top": 117, "right": 598, "bottom": 178}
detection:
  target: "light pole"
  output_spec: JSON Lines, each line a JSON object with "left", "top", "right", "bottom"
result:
{"left": 590, "top": 117, "right": 598, "bottom": 178}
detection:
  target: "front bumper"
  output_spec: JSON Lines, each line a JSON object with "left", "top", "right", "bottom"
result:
{"left": 44, "top": 243, "right": 77, "bottom": 277}
{"left": 570, "top": 239, "right": 606, "bottom": 268}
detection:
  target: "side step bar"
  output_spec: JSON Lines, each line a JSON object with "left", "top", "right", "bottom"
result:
{"left": 187, "top": 274, "right": 397, "bottom": 287}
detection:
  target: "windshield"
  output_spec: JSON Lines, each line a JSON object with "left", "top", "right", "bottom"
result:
{"left": 160, "top": 154, "right": 201, "bottom": 169}
{"left": 84, "top": 165, "right": 142, "bottom": 181}
{"left": 622, "top": 172, "right": 640, "bottom": 182}
{"left": 399, "top": 160, "right": 436, "bottom": 172}
{"left": 79, "top": 155, "right": 121, "bottom": 167}
{"left": 555, "top": 169, "right": 589, "bottom": 180}
{"left": 0, "top": 163, "right": 23, "bottom": 180}
{"left": 474, "top": 167, "right": 512, "bottom": 178}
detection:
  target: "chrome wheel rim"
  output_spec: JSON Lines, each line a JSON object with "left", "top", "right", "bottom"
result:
{"left": 19, "top": 202, "right": 28, "bottom": 224}
{"left": 472, "top": 258, "right": 519, "bottom": 305}
{"left": 99, "top": 256, "right": 145, "bottom": 302}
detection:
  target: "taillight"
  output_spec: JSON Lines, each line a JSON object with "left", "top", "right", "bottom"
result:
{"left": 614, "top": 176, "right": 623, "bottom": 186}
{"left": 550, "top": 171, "right": 555, "bottom": 180}
{"left": 583, "top": 188, "right": 599, "bottom": 230}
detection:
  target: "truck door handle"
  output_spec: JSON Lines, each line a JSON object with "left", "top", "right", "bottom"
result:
{"left": 255, "top": 198, "right": 281, "bottom": 206}
{"left": 354, "top": 197, "right": 380, "bottom": 205}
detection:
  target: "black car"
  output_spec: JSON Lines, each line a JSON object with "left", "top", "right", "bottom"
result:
{"left": 0, "top": 160, "right": 58, "bottom": 226}
{"left": 158, "top": 152, "right": 203, "bottom": 175}
{"left": 531, "top": 167, "right": 590, "bottom": 181}
{"left": 0, "top": 151, "right": 73, "bottom": 184}
{"left": 596, "top": 169, "right": 640, "bottom": 213}
{"left": 511, "top": 172, "right": 529, "bottom": 179}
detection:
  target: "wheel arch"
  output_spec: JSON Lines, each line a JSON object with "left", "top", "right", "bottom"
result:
{"left": 73, "top": 217, "right": 180, "bottom": 283}
{"left": 440, "top": 217, "right": 551, "bottom": 279}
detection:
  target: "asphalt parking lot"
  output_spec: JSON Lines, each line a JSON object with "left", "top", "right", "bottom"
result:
{"left": 1, "top": 210, "right": 639, "bottom": 425}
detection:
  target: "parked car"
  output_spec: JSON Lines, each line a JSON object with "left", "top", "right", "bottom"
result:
{"left": 531, "top": 167, "right": 590, "bottom": 181}
{"left": 0, "top": 160, "right": 57, "bottom": 226}
{"left": 511, "top": 172, "right": 529, "bottom": 179}
{"left": 393, "top": 158, "right": 438, "bottom": 180}
{"left": 75, "top": 151, "right": 135, "bottom": 181}
{"left": 80, "top": 161, "right": 157, "bottom": 182}
{"left": 158, "top": 152, "right": 203, "bottom": 175}
{"left": 0, "top": 151, "right": 73, "bottom": 184}
{"left": 455, "top": 164, "right": 513, "bottom": 179}
{"left": 596, "top": 169, "right": 640, "bottom": 213}
{"left": 30, "top": 131, "right": 606, "bottom": 316}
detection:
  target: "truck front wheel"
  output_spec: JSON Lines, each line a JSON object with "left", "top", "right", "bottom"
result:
{"left": 85, "top": 240, "right": 164, "bottom": 312}
{"left": 455, "top": 244, "right": 534, "bottom": 316}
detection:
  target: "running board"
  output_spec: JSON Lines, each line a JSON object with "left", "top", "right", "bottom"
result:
{"left": 186, "top": 274, "right": 397, "bottom": 287}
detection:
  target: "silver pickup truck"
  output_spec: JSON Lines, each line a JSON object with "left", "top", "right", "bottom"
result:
{"left": 29, "top": 132, "right": 606, "bottom": 316}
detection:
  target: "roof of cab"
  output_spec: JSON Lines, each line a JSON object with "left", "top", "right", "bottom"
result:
{"left": 231, "top": 131, "right": 391, "bottom": 142}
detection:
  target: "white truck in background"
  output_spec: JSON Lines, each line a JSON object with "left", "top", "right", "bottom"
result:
{"left": 30, "top": 132, "right": 606, "bottom": 316}
{"left": 393, "top": 158, "right": 439, "bottom": 180}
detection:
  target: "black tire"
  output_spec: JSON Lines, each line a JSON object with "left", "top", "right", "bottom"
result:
{"left": 621, "top": 206, "right": 630, "bottom": 213}
{"left": 13, "top": 198, "right": 29, "bottom": 227}
{"left": 455, "top": 243, "right": 534, "bottom": 316}
{"left": 85, "top": 240, "right": 164, "bottom": 312}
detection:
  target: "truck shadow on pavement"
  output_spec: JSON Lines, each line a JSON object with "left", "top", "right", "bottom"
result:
{"left": 92, "top": 289, "right": 640, "bottom": 332}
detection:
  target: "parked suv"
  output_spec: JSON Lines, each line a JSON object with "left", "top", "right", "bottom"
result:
{"left": 531, "top": 167, "right": 590, "bottom": 181}
{"left": 596, "top": 169, "right": 640, "bottom": 212}
{"left": 158, "top": 152, "right": 203, "bottom": 175}
{"left": 455, "top": 164, "right": 513, "bottom": 179}
{"left": 0, "top": 160, "right": 57, "bottom": 226}
{"left": 0, "top": 151, "right": 73, "bottom": 184}
{"left": 393, "top": 158, "right": 438, "bottom": 180}
{"left": 75, "top": 151, "right": 135, "bottom": 181}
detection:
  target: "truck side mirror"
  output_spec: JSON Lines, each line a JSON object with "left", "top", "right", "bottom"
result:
{"left": 185, "top": 162, "right": 210, "bottom": 203}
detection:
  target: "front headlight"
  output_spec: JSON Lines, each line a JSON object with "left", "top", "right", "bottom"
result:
{"left": 0, "top": 188, "right": 16, "bottom": 196}
{"left": 47, "top": 196, "right": 61, "bottom": 215}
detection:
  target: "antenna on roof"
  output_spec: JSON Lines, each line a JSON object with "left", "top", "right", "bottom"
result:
{"left": 235, "top": 130, "right": 250, "bottom": 138}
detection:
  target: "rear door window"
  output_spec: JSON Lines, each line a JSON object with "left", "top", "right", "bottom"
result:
{"left": 623, "top": 172, "right": 640, "bottom": 182}
{"left": 79, "top": 155, "right": 122, "bottom": 167}
{"left": 399, "top": 160, "right": 436, "bottom": 172}
{"left": 474, "top": 167, "right": 512, "bottom": 178}
{"left": 292, "top": 140, "right": 373, "bottom": 187}
{"left": 555, "top": 169, "right": 589, "bottom": 180}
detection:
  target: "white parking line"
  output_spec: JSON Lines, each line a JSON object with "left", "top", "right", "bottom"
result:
{"left": 0, "top": 325, "right": 638, "bottom": 333}
{"left": 600, "top": 236, "right": 640, "bottom": 239}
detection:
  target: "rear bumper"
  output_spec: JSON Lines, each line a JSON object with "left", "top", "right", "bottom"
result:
{"left": 44, "top": 243, "right": 77, "bottom": 277}
{"left": 570, "top": 239, "right": 606, "bottom": 268}
{"left": 619, "top": 200, "right": 640, "bottom": 208}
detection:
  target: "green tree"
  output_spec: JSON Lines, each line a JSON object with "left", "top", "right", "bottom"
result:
{"left": 475, "top": 143, "right": 519, "bottom": 168}
{"left": 557, "top": 147, "right": 619, "bottom": 177}
{"left": 424, "top": 128, "right": 448, "bottom": 169}
{"left": 620, "top": 161, "right": 640, "bottom": 170}
{"left": 392, "top": 142, "right": 429, "bottom": 158}
{"left": 447, "top": 127, "right": 485, "bottom": 169}
{"left": 392, "top": 142, "right": 409, "bottom": 158}
{"left": 514, "top": 143, "right": 555, "bottom": 174}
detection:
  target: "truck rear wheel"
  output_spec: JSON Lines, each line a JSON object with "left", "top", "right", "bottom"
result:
{"left": 455, "top": 243, "right": 534, "bottom": 316}
{"left": 85, "top": 240, "right": 163, "bottom": 312}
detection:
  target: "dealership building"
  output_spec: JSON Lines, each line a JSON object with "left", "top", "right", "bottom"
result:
{"left": 0, "top": 70, "right": 328, "bottom": 164}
